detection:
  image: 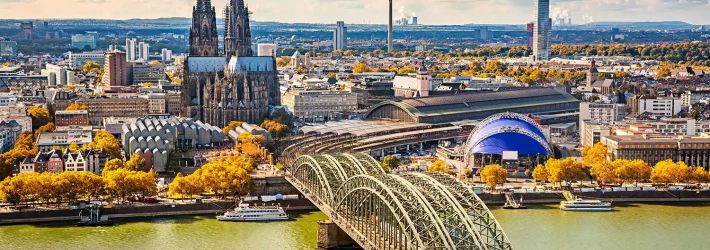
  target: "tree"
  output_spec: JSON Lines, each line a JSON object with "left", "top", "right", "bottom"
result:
{"left": 125, "top": 153, "right": 147, "bottom": 171}
{"left": 103, "top": 159, "right": 125, "bottom": 173}
{"left": 615, "top": 160, "right": 651, "bottom": 185}
{"left": 480, "top": 164, "right": 508, "bottom": 188}
{"left": 532, "top": 164, "right": 548, "bottom": 183}
{"left": 353, "top": 63, "right": 370, "bottom": 73}
{"left": 68, "top": 143, "right": 80, "bottom": 153}
{"left": 582, "top": 143, "right": 608, "bottom": 166}
{"left": 81, "top": 61, "right": 101, "bottom": 75}
{"left": 28, "top": 107, "right": 51, "bottom": 130}
{"left": 689, "top": 167, "right": 710, "bottom": 184}
{"left": 34, "top": 122, "right": 55, "bottom": 139}
{"left": 651, "top": 160, "right": 690, "bottom": 185}
{"left": 261, "top": 119, "right": 289, "bottom": 138}
{"left": 222, "top": 121, "right": 243, "bottom": 135}
{"left": 381, "top": 155, "right": 400, "bottom": 172}
{"left": 87, "top": 130, "right": 122, "bottom": 159}
{"left": 591, "top": 161, "right": 619, "bottom": 185}
{"left": 428, "top": 160, "right": 448, "bottom": 173}
{"left": 65, "top": 102, "right": 88, "bottom": 111}
{"left": 545, "top": 158, "right": 587, "bottom": 186}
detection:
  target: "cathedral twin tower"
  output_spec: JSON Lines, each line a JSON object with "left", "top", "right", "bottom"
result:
{"left": 183, "top": 0, "right": 280, "bottom": 128}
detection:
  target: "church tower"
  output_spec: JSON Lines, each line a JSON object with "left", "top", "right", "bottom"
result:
{"left": 587, "top": 59, "right": 599, "bottom": 88}
{"left": 190, "top": 0, "right": 219, "bottom": 56}
{"left": 224, "top": 0, "right": 253, "bottom": 59}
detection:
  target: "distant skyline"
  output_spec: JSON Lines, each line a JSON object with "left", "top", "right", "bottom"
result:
{"left": 0, "top": 0, "right": 709, "bottom": 25}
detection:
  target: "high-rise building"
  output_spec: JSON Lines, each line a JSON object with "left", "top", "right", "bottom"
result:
{"left": 533, "top": 0, "right": 551, "bottom": 61}
{"left": 138, "top": 42, "right": 150, "bottom": 61}
{"left": 527, "top": 22, "right": 535, "bottom": 48}
{"left": 102, "top": 51, "right": 128, "bottom": 87}
{"left": 189, "top": 0, "right": 219, "bottom": 57}
{"left": 333, "top": 21, "right": 347, "bottom": 51}
{"left": 257, "top": 43, "right": 277, "bottom": 57}
{"left": 20, "top": 22, "right": 33, "bottom": 41}
{"left": 224, "top": 0, "right": 253, "bottom": 58}
{"left": 161, "top": 48, "right": 172, "bottom": 63}
{"left": 125, "top": 38, "right": 137, "bottom": 61}
{"left": 388, "top": 0, "right": 393, "bottom": 53}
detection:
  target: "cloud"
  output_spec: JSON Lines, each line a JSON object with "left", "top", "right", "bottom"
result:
{"left": 0, "top": 0, "right": 707, "bottom": 24}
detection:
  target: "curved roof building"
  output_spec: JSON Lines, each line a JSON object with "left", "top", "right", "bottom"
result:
{"left": 466, "top": 113, "right": 552, "bottom": 156}
{"left": 364, "top": 88, "right": 579, "bottom": 124}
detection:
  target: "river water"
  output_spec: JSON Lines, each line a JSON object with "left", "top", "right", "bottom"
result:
{"left": 1, "top": 204, "right": 709, "bottom": 250}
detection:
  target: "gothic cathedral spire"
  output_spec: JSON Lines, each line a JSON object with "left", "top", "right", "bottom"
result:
{"left": 224, "top": 0, "right": 253, "bottom": 59}
{"left": 190, "top": 0, "right": 219, "bottom": 57}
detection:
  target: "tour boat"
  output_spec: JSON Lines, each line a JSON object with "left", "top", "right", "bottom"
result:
{"left": 217, "top": 203, "right": 289, "bottom": 221}
{"left": 560, "top": 198, "right": 613, "bottom": 211}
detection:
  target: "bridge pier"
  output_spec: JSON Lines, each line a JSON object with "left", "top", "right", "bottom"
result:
{"left": 317, "top": 220, "right": 361, "bottom": 250}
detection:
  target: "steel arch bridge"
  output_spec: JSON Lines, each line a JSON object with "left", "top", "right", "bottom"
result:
{"left": 285, "top": 153, "right": 513, "bottom": 250}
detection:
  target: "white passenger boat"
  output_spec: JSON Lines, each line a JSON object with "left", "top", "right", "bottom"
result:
{"left": 560, "top": 198, "right": 613, "bottom": 211}
{"left": 217, "top": 203, "right": 289, "bottom": 221}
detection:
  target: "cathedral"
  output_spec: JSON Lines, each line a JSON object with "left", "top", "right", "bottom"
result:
{"left": 182, "top": 0, "right": 280, "bottom": 128}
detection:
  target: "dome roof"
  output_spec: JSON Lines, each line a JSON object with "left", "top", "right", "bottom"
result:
{"left": 467, "top": 113, "right": 552, "bottom": 156}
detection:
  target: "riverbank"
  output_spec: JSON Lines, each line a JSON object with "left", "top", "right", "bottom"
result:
{"left": 3, "top": 190, "right": 710, "bottom": 225}
{"left": 480, "top": 190, "right": 710, "bottom": 205}
{"left": 0, "top": 199, "right": 316, "bottom": 225}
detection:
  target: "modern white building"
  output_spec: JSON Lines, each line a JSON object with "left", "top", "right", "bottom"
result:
{"left": 638, "top": 96, "right": 682, "bottom": 117}
{"left": 138, "top": 41, "right": 150, "bottom": 61}
{"left": 533, "top": 0, "right": 551, "bottom": 61}
{"left": 579, "top": 102, "right": 628, "bottom": 126}
{"left": 334, "top": 21, "right": 347, "bottom": 51}
{"left": 68, "top": 51, "right": 105, "bottom": 70}
{"left": 161, "top": 48, "right": 172, "bottom": 63}
{"left": 126, "top": 38, "right": 138, "bottom": 61}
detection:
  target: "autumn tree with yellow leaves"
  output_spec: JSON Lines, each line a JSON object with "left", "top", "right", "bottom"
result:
{"left": 65, "top": 103, "right": 89, "bottom": 111}
{"left": 480, "top": 164, "right": 508, "bottom": 188}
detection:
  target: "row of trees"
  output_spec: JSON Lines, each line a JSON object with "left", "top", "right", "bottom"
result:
{"left": 0, "top": 168, "right": 157, "bottom": 206}
{"left": 168, "top": 154, "right": 254, "bottom": 199}
{"left": 530, "top": 143, "right": 710, "bottom": 186}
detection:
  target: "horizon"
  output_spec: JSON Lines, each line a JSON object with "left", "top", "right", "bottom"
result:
{"left": 0, "top": 0, "right": 708, "bottom": 25}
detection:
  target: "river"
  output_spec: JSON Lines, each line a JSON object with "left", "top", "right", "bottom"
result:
{"left": 1, "top": 204, "right": 709, "bottom": 250}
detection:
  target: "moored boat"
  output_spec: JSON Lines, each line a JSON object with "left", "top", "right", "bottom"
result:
{"left": 560, "top": 198, "right": 613, "bottom": 211}
{"left": 217, "top": 203, "right": 289, "bottom": 221}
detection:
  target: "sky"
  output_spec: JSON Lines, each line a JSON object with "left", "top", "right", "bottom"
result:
{"left": 0, "top": 0, "right": 709, "bottom": 25}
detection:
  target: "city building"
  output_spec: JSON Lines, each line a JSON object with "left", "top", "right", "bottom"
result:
{"left": 126, "top": 38, "right": 138, "bottom": 61}
{"left": 533, "top": 0, "right": 551, "bottom": 61}
{"left": 681, "top": 89, "right": 710, "bottom": 107}
{"left": 637, "top": 96, "right": 682, "bottom": 117}
{"left": 138, "top": 42, "right": 150, "bottom": 61}
{"left": 35, "top": 131, "right": 93, "bottom": 153}
{"left": 602, "top": 134, "right": 710, "bottom": 169}
{"left": 365, "top": 88, "right": 580, "bottom": 124}
{"left": 392, "top": 65, "right": 432, "bottom": 98}
{"left": 183, "top": 0, "right": 280, "bottom": 127}
{"left": 145, "top": 93, "right": 167, "bottom": 114}
{"left": 334, "top": 21, "right": 347, "bottom": 51}
{"left": 580, "top": 121, "right": 612, "bottom": 147}
{"left": 129, "top": 61, "right": 165, "bottom": 84}
{"left": 102, "top": 51, "right": 129, "bottom": 86}
{"left": 20, "top": 22, "right": 33, "bottom": 40}
{"left": 0, "top": 120, "right": 21, "bottom": 153}
{"left": 42, "top": 64, "right": 77, "bottom": 86}
{"left": 165, "top": 92, "right": 182, "bottom": 116}
{"left": 77, "top": 95, "right": 150, "bottom": 125}
{"left": 121, "top": 117, "right": 224, "bottom": 172}
{"left": 68, "top": 51, "right": 105, "bottom": 70}
{"left": 71, "top": 34, "right": 97, "bottom": 50}
{"left": 282, "top": 89, "right": 358, "bottom": 122}
{"left": 161, "top": 48, "right": 172, "bottom": 63}
{"left": 0, "top": 93, "right": 32, "bottom": 132}
{"left": 54, "top": 110, "right": 90, "bottom": 127}
{"left": 257, "top": 43, "right": 277, "bottom": 57}
{"left": 579, "top": 102, "right": 627, "bottom": 125}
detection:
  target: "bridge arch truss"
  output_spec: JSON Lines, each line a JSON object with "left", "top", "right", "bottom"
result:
{"left": 287, "top": 154, "right": 513, "bottom": 250}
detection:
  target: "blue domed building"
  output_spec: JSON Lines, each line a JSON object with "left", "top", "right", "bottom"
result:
{"left": 465, "top": 113, "right": 552, "bottom": 170}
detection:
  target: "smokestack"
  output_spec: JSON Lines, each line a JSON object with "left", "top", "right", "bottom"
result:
{"left": 388, "top": 0, "right": 393, "bottom": 54}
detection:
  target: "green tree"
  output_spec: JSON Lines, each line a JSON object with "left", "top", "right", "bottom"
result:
{"left": 381, "top": 155, "right": 400, "bottom": 172}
